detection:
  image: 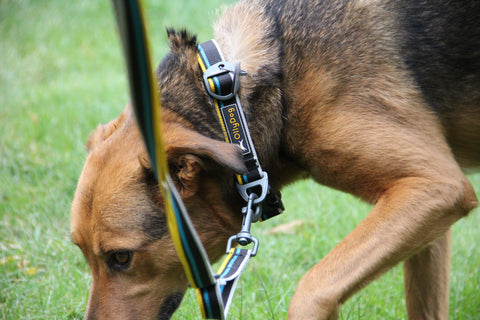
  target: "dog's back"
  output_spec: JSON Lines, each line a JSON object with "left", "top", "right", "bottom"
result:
{"left": 396, "top": 1, "right": 480, "bottom": 165}
{"left": 398, "top": 1, "right": 480, "bottom": 114}
{"left": 253, "top": 0, "right": 480, "bottom": 167}
{"left": 260, "top": 0, "right": 480, "bottom": 109}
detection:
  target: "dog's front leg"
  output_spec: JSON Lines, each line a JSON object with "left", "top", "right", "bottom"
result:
{"left": 403, "top": 230, "right": 451, "bottom": 320}
{"left": 287, "top": 176, "right": 477, "bottom": 320}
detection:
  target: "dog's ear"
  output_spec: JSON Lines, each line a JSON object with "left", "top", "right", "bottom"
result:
{"left": 139, "top": 126, "right": 246, "bottom": 198}
{"left": 168, "top": 136, "right": 246, "bottom": 198}
{"left": 166, "top": 28, "right": 197, "bottom": 52}
{"left": 167, "top": 128, "right": 247, "bottom": 173}
{"left": 170, "top": 154, "right": 203, "bottom": 198}
{"left": 86, "top": 107, "right": 129, "bottom": 152}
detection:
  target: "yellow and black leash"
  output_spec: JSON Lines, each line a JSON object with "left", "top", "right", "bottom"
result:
{"left": 111, "top": 1, "right": 258, "bottom": 319}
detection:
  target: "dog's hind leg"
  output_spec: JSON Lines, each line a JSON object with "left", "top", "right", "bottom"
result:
{"left": 403, "top": 230, "right": 451, "bottom": 320}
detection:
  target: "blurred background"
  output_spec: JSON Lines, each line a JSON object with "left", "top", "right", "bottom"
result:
{"left": 1, "top": 1, "right": 478, "bottom": 319}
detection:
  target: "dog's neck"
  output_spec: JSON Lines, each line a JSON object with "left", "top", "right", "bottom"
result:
{"left": 156, "top": 2, "right": 302, "bottom": 191}
{"left": 210, "top": 2, "right": 296, "bottom": 188}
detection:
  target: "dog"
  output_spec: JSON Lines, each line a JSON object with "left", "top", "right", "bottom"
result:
{"left": 71, "top": 0, "right": 480, "bottom": 319}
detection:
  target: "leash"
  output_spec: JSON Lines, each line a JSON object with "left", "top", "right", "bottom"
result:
{"left": 112, "top": 1, "right": 284, "bottom": 318}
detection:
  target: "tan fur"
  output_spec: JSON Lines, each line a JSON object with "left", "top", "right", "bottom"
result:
{"left": 214, "top": 1, "right": 279, "bottom": 77}
{"left": 403, "top": 231, "right": 451, "bottom": 320}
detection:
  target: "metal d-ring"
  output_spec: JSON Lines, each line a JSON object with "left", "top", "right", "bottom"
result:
{"left": 236, "top": 172, "right": 269, "bottom": 205}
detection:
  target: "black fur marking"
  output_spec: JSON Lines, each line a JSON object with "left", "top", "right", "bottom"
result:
{"left": 141, "top": 168, "right": 168, "bottom": 240}
{"left": 156, "top": 292, "right": 184, "bottom": 320}
{"left": 142, "top": 211, "right": 167, "bottom": 240}
{"left": 156, "top": 50, "right": 224, "bottom": 140}
{"left": 399, "top": 0, "right": 480, "bottom": 112}
{"left": 166, "top": 28, "right": 197, "bottom": 50}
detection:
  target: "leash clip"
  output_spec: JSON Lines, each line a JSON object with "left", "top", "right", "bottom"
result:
{"left": 226, "top": 193, "right": 260, "bottom": 256}
{"left": 203, "top": 61, "right": 246, "bottom": 101}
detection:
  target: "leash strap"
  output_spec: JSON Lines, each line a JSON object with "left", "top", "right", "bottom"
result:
{"left": 112, "top": 1, "right": 254, "bottom": 319}
{"left": 197, "top": 248, "right": 252, "bottom": 319}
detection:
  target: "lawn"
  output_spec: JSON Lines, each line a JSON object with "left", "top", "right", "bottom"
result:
{"left": 1, "top": 1, "right": 479, "bottom": 319}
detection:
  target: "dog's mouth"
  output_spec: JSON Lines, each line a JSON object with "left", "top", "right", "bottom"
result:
{"left": 156, "top": 292, "right": 184, "bottom": 320}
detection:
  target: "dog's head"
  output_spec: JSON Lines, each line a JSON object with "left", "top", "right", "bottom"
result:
{"left": 71, "top": 98, "right": 246, "bottom": 319}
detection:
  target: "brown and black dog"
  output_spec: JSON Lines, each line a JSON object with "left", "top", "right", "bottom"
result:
{"left": 71, "top": 0, "right": 480, "bottom": 319}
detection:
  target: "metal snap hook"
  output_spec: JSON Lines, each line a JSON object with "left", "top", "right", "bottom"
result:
{"left": 226, "top": 193, "right": 260, "bottom": 256}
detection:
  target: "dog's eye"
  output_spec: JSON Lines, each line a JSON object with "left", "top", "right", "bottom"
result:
{"left": 108, "top": 251, "right": 133, "bottom": 271}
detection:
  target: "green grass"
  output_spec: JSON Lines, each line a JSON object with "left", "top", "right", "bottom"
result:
{"left": 1, "top": 1, "right": 479, "bottom": 319}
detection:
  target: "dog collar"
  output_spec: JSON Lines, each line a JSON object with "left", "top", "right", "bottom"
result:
{"left": 197, "top": 39, "right": 284, "bottom": 221}
{"left": 198, "top": 39, "right": 262, "bottom": 185}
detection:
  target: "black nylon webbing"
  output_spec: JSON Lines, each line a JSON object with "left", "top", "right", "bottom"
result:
{"left": 198, "top": 40, "right": 262, "bottom": 183}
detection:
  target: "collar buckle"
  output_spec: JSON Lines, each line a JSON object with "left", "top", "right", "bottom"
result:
{"left": 202, "top": 61, "right": 246, "bottom": 101}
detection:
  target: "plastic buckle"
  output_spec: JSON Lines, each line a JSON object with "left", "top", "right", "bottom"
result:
{"left": 202, "top": 61, "right": 246, "bottom": 101}
{"left": 260, "top": 188, "right": 285, "bottom": 221}
{"left": 226, "top": 193, "right": 260, "bottom": 256}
